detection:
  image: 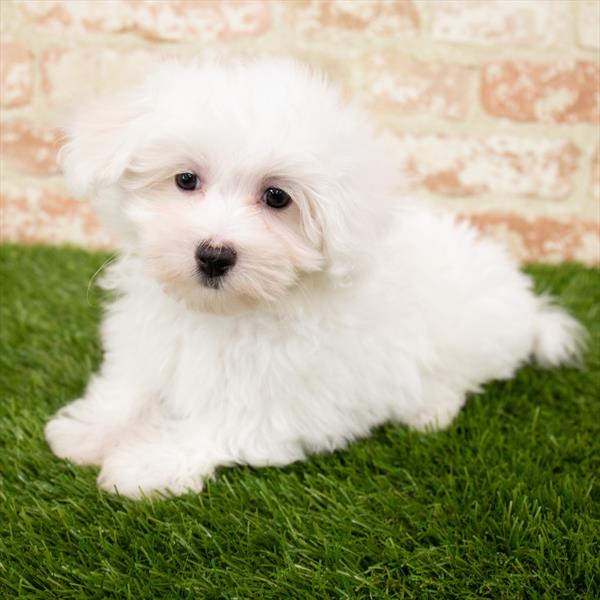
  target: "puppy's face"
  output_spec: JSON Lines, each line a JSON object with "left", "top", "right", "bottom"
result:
{"left": 122, "top": 145, "right": 324, "bottom": 313}
{"left": 61, "top": 59, "right": 394, "bottom": 313}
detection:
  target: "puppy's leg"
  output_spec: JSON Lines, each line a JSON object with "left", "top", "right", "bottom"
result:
{"left": 45, "top": 373, "right": 144, "bottom": 466}
{"left": 97, "top": 423, "right": 224, "bottom": 498}
{"left": 97, "top": 419, "right": 309, "bottom": 498}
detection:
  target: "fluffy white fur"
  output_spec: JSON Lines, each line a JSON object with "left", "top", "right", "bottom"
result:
{"left": 45, "top": 58, "right": 585, "bottom": 498}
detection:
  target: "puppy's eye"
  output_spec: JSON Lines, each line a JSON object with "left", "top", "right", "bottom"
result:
{"left": 175, "top": 172, "right": 200, "bottom": 191}
{"left": 262, "top": 187, "right": 291, "bottom": 209}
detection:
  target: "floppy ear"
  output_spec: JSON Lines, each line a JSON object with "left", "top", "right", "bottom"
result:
{"left": 59, "top": 92, "right": 148, "bottom": 198}
{"left": 315, "top": 144, "right": 399, "bottom": 287}
{"left": 57, "top": 90, "right": 155, "bottom": 246}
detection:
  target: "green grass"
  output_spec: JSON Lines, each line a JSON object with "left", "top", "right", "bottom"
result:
{"left": 0, "top": 244, "right": 599, "bottom": 599}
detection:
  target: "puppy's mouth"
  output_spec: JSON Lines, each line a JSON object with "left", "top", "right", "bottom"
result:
{"left": 200, "top": 274, "right": 224, "bottom": 290}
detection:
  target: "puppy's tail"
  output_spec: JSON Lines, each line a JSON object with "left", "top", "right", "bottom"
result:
{"left": 532, "top": 296, "right": 587, "bottom": 368}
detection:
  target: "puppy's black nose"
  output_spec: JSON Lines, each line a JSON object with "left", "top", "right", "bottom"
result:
{"left": 195, "top": 244, "right": 237, "bottom": 279}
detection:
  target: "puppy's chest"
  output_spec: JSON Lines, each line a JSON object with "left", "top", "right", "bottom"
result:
{"left": 161, "top": 316, "right": 321, "bottom": 414}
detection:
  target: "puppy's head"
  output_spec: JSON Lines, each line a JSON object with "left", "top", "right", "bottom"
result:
{"left": 61, "top": 58, "right": 396, "bottom": 313}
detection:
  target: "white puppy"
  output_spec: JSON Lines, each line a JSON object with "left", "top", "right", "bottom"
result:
{"left": 45, "top": 58, "right": 584, "bottom": 498}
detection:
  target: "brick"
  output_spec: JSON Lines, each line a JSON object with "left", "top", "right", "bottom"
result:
{"left": 431, "top": 0, "right": 569, "bottom": 47}
{"left": 390, "top": 134, "right": 579, "bottom": 198}
{"left": 1, "top": 121, "right": 62, "bottom": 175}
{"left": 127, "top": 0, "right": 270, "bottom": 41}
{"left": 363, "top": 54, "right": 470, "bottom": 119}
{"left": 284, "top": 0, "right": 418, "bottom": 35}
{"left": 592, "top": 146, "right": 600, "bottom": 201}
{"left": 18, "top": 1, "right": 270, "bottom": 40}
{"left": 41, "top": 47, "right": 158, "bottom": 106}
{"left": 17, "top": 0, "right": 129, "bottom": 33}
{"left": 481, "top": 60, "right": 600, "bottom": 124}
{"left": 466, "top": 213, "right": 600, "bottom": 265}
{"left": 0, "top": 184, "right": 113, "bottom": 248}
{"left": 577, "top": 0, "right": 600, "bottom": 49}
{"left": 0, "top": 42, "right": 33, "bottom": 107}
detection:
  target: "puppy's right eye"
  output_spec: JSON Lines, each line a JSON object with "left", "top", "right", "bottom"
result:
{"left": 175, "top": 172, "right": 200, "bottom": 191}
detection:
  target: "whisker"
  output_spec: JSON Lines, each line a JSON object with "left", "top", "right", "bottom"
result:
{"left": 87, "top": 252, "right": 119, "bottom": 305}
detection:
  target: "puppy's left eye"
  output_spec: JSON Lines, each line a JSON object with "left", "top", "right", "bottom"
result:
{"left": 175, "top": 172, "right": 200, "bottom": 191}
{"left": 262, "top": 187, "right": 291, "bottom": 209}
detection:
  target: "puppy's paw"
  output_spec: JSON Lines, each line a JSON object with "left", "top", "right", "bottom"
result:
{"left": 45, "top": 400, "right": 119, "bottom": 466}
{"left": 98, "top": 439, "right": 213, "bottom": 499}
{"left": 404, "top": 408, "right": 458, "bottom": 432}
{"left": 403, "top": 383, "right": 465, "bottom": 432}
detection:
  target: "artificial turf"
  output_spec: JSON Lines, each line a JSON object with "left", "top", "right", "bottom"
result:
{"left": 0, "top": 243, "right": 598, "bottom": 599}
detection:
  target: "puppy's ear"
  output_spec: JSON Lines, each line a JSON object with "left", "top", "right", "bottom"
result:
{"left": 59, "top": 92, "right": 148, "bottom": 197}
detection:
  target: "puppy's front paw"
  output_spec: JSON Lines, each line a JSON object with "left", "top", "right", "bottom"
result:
{"left": 98, "top": 439, "right": 213, "bottom": 499}
{"left": 45, "top": 400, "right": 119, "bottom": 466}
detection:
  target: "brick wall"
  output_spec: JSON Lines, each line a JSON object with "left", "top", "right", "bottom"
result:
{"left": 1, "top": 0, "right": 599, "bottom": 263}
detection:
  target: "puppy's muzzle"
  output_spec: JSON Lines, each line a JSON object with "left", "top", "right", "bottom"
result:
{"left": 195, "top": 243, "right": 237, "bottom": 287}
